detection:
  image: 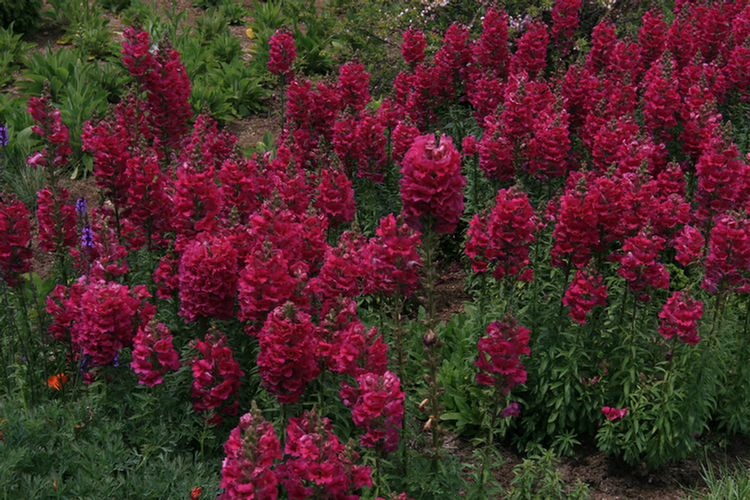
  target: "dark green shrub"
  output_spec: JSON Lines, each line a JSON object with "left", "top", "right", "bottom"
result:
{"left": 0, "top": 0, "right": 42, "bottom": 34}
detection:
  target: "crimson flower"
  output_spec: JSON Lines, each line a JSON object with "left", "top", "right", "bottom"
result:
{"left": 562, "top": 269, "right": 608, "bottom": 324}
{"left": 0, "top": 192, "right": 32, "bottom": 288}
{"left": 602, "top": 407, "right": 628, "bottom": 420}
{"left": 178, "top": 232, "right": 239, "bottom": 322}
{"left": 257, "top": 303, "right": 319, "bottom": 404}
{"left": 501, "top": 402, "right": 521, "bottom": 418}
{"left": 400, "top": 134, "right": 465, "bottom": 234}
{"left": 475, "top": 317, "right": 530, "bottom": 394}
{"left": 190, "top": 330, "right": 244, "bottom": 425}
{"left": 401, "top": 29, "right": 426, "bottom": 66}
{"left": 278, "top": 411, "right": 372, "bottom": 500}
{"left": 219, "top": 402, "right": 282, "bottom": 500}
{"left": 130, "top": 321, "right": 181, "bottom": 387}
{"left": 36, "top": 186, "right": 77, "bottom": 255}
{"left": 267, "top": 28, "right": 296, "bottom": 82}
{"left": 658, "top": 290, "right": 703, "bottom": 345}
{"left": 361, "top": 213, "right": 422, "bottom": 297}
{"left": 27, "top": 91, "right": 72, "bottom": 172}
{"left": 349, "top": 370, "right": 405, "bottom": 453}
{"left": 466, "top": 187, "right": 538, "bottom": 282}
{"left": 46, "top": 278, "right": 155, "bottom": 370}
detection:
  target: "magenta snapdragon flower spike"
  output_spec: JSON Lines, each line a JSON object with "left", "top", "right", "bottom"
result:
{"left": 617, "top": 229, "right": 670, "bottom": 296}
{"left": 400, "top": 134, "right": 465, "bottom": 234}
{"left": 550, "top": 0, "right": 581, "bottom": 56}
{"left": 349, "top": 370, "right": 405, "bottom": 454}
{"left": 562, "top": 269, "right": 608, "bottom": 324}
{"left": 702, "top": 212, "right": 750, "bottom": 294}
{"left": 509, "top": 20, "right": 549, "bottom": 79}
{"left": 26, "top": 90, "right": 73, "bottom": 174}
{"left": 219, "top": 402, "right": 282, "bottom": 500}
{"left": 475, "top": 317, "right": 530, "bottom": 394}
{"left": 190, "top": 330, "right": 244, "bottom": 425}
{"left": 178, "top": 232, "right": 239, "bottom": 322}
{"left": 46, "top": 277, "right": 155, "bottom": 372}
{"left": 466, "top": 186, "right": 538, "bottom": 282}
{"left": 314, "top": 167, "right": 356, "bottom": 227}
{"left": 361, "top": 213, "right": 422, "bottom": 297}
{"left": 658, "top": 290, "right": 704, "bottom": 345}
{"left": 337, "top": 62, "right": 371, "bottom": 114}
{"left": 472, "top": 7, "right": 510, "bottom": 79}
{"left": 277, "top": 410, "right": 372, "bottom": 500}
{"left": 130, "top": 321, "right": 180, "bottom": 387}
{"left": 401, "top": 29, "right": 426, "bottom": 66}
{"left": 268, "top": 28, "right": 296, "bottom": 82}
{"left": 257, "top": 303, "right": 319, "bottom": 404}
{"left": 122, "top": 26, "right": 191, "bottom": 147}
{"left": 602, "top": 407, "right": 628, "bottom": 420}
{"left": 0, "top": 192, "right": 33, "bottom": 288}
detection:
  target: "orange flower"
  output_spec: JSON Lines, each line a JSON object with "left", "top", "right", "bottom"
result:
{"left": 190, "top": 487, "right": 201, "bottom": 500}
{"left": 46, "top": 373, "right": 69, "bottom": 390}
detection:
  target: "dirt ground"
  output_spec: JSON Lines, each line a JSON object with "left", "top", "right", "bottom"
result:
{"left": 17, "top": 2, "right": 750, "bottom": 498}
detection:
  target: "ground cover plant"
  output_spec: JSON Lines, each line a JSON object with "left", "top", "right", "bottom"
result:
{"left": 2, "top": 0, "right": 750, "bottom": 498}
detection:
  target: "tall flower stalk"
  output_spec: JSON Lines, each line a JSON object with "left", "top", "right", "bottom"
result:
{"left": 400, "top": 133, "right": 465, "bottom": 467}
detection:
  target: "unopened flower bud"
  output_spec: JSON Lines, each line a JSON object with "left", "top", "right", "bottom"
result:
{"left": 423, "top": 329, "right": 437, "bottom": 346}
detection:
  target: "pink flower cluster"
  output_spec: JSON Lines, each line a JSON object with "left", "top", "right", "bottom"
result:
{"left": 219, "top": 403, "right": 282, "bottom": 500}
{"left": 130, "top": 321, "right": 181, "bottom": 386}
{"left": 475, "top": 317, "right": 530, "bottom": 394}
{"left": 121, "top": 26, "right": 191, "bottom": 147}
{"left": 703, "top": 212, "right": 750, "bottom": 294}
{"left": 0, "top": 192, "right": 32, "bottom": 288}
{"left": 349, "top": 370, "right": 404, "bottom": 453}
{"left": 267, "top": 29, "right": 296, "bottom": 82}
{"left": 562, "top": 269, "right": 608, "bottom": 324}
{"left": 602, "top": 407, "right": 628, "bottom": 420}
{"left": 46, "top": 278, "right": 155, "bottom": 369}
{"left": 36, "top": 186, "right": 78, "bottom": 254}
{"left": 658, "top": 290, "right": 704, "bottom": 345}
{"left": 362, "top": 214, "right": 422, "bottom": 297}
{"left": 256, "top": 303, "right": 319, "bottom": 404}
{"left": 26, "top": 91, "right": 73, "bottom": 171}
{"left": 190, "top": 330, "right": 244, "bottom": 425}
{"left": 400, "top": 134, "right": 465, "bottom": 234}
{"left": 178, "top": 232, "right": 239, "bottom": 322}
{"left": 466, "top": 187, "right": 538, "bottom": 281}
{"left": 277, "top": 411, "right": 372, "bottom": 500}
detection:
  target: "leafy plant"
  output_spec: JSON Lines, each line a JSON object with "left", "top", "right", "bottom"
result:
{"left": 219, "top": 0, "right": 250, "bottom": 26}
{"left": 99, "top": 0, "right": 132, "bottom": 13}
{"left": 210, "top": 31, "right": 244, "bottom": 64}
{"left": 0, "top": 23, "right": 36, "bottom": 67}
{"left": 195, "top": 9, "right": 229, "bottom": 45}
{"left": 507, "top": 449, "right": 591, "bottom": 500}
{"left": 687, "top": 461, "right": 750, "bottom": 500}
{"left": 0, "top": 0, "right": 42, "bottom": 34}
{"left": 208, "top": 58, "right": 268, "bottom": 118}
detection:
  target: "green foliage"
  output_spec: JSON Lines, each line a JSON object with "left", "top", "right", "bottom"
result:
{"left": 0, "top": 0, "right": 42, "bottom": 35}
{"left": 0, "top": 23, "right": 35, "bottom": 66}
{"left": 0, "top": 94, "right": 42, "bottom": 205}
{"left": 0, "top": 392, "right": 222, "bottom": 500}
{"left": 191, "top": 0, "right": 220, "bottom": 8}
{"left": 99, "top": 0, "right": 132, "bottom": 13}
{"left": 210, "top": 30, "right": 244, "bottom": 64}
{"left": 506, "top": 449, "right": 590, "bottom": 500}
{"left": 686, "top": 462, "right": 750, "bottom": 500}
{"left": 195, "top": 9, "right": 229, "bottom": 45}
{"left": 218, "top": 0, "right": 250, "bottom": 26}
{"left": 209, "top": 58, "right": 268, "bottom": 118}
